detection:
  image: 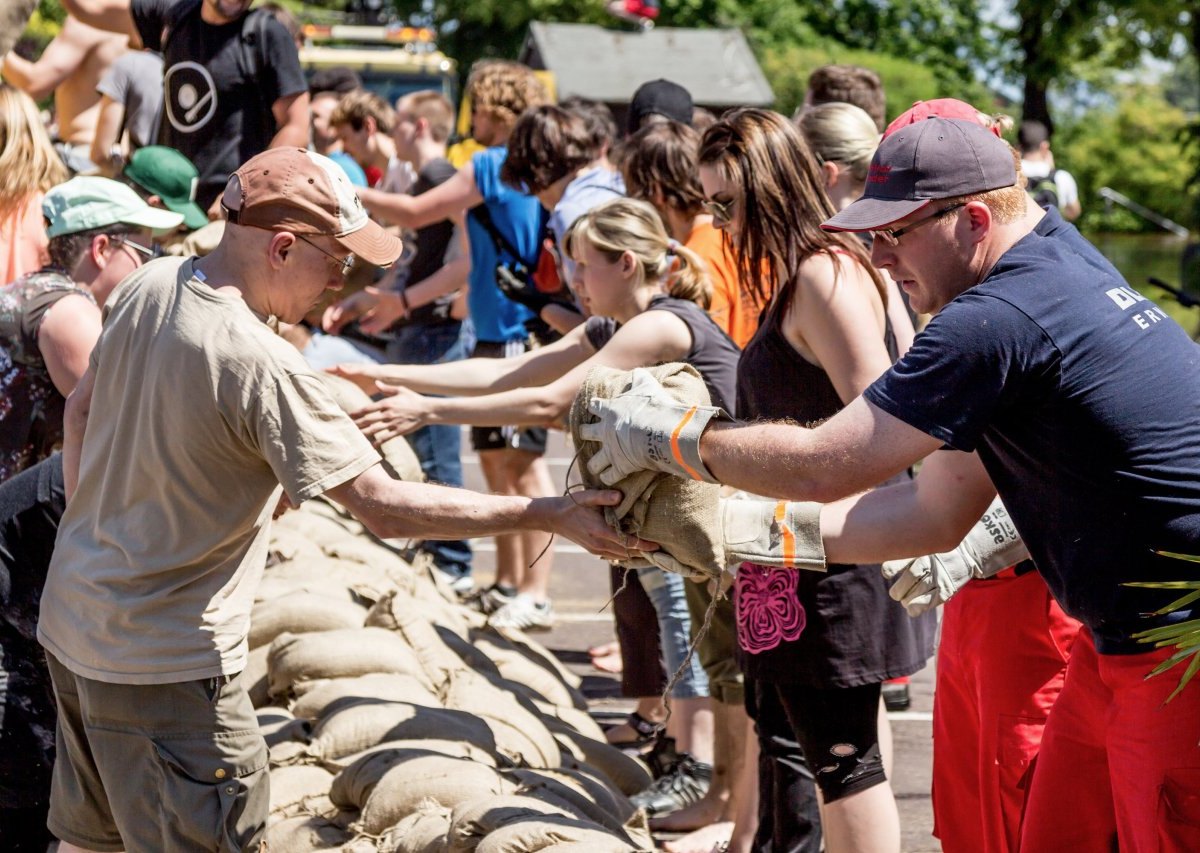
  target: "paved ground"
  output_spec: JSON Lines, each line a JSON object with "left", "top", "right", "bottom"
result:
{"left": 460, "top": 430, "right": 941, "bottom": 852}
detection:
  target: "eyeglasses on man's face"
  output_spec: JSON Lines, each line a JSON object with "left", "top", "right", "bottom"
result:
{"left": 115, "top": 236, "right": 162, "bottom": 262}
{"left": 870, "top": 202, "right": 966, "bottom": 247}
{"left": 297, "top": 235, "right": 354, "bottom": 278}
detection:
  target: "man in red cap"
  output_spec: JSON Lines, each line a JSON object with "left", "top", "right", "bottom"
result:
{"left": 36, "top": 147, "right": 643, "bottom": 853}
{"left": 583, "top": 116, "right": 1200, "bottom": 852}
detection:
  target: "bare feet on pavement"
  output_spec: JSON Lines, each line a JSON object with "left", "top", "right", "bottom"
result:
{"left": 588, "top": 640, "right": 624, "bottom": 673}
{"left": 660, "top": 820, "right": 735, "bottom": 853}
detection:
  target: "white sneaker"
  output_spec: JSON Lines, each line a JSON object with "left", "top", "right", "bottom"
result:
{"left": 488, "top": 594, "right": 555, "bottom": 632}
{"left": 432, "top": 567, "right": 475, "bottom": 596}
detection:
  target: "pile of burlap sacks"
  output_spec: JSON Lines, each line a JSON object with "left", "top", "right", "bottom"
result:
{"left": 251, "top": 482, "right": 655, "bottom": 852}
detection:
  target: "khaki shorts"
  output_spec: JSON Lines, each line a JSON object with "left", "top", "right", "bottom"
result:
{"left": 685, "top": 580, "right": 744, "bottom": 706}
{"left": 46, "top": 654, "right": 268, "bottom": 853}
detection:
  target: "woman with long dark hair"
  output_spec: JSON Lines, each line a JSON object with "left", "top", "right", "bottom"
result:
{"left": 699, "top": 107, "right": 934, "bottom": 853}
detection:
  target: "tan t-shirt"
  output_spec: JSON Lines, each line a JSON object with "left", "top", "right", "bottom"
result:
{"left": 38, "top": 257, "right": 379, "bottom": 684}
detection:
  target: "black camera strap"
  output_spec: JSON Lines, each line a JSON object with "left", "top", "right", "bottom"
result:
{"left": 471, "top": 202, "right": 535, "bottom": 270}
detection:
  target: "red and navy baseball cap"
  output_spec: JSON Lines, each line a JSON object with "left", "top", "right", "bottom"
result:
{"left": 884, "top": 98, "right": 1002, "bottom": 139}
{"left": 822, "top": 117, "right": 1017, "bottom": 232}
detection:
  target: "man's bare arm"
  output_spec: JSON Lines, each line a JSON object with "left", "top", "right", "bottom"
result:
{"left": 89, "top": 93, "right": 126, "bottom": 175}
{"left": 62, "top": 365, "right": 97, "bottom": 500}
{"left": 324, "top": 464, "right": 649, "bottom": 560}
{"left": 358, "top": 165, "right": 483, "bottom": 230}
{"left": 270, "top": 91, "right": 310, "bottom": 149}
{"left": 819, "top": 449, "right": 998, "bottom": 564}
{"left": 2, "top": 16, "right": 113, "bottom": 99}
{"left": 701, "top": 397, "right": 944, "bottom": 503}
{"left": 54, "top": 0, "right": 139, "bottom": 44}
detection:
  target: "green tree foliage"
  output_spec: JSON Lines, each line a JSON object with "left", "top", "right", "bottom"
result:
{"left": 1055, "top": 85, "right": 1198, "bottom": 233}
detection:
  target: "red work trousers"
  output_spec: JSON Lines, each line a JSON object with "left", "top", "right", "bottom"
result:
{"left": 1020, "top": 628, "right": 1200, "bottom": 853}
{"left": 932, "top": 570, "right": 1080, "bottom": 853}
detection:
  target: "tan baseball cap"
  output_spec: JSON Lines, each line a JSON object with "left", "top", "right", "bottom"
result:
{"left": 221, "top": 148, "right": 402, "bottom": 266}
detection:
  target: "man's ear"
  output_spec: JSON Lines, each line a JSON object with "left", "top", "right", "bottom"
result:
{"left": 89, "top": 233, "right": 113, "bottom": 269}
{"left": 964, "top": 200, "right": 993, "bottom": 244}
{"left": 269, "top": 232, "right": 296, "bottom": 269}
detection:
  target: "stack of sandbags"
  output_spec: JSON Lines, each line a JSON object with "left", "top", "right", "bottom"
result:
{"left": 254, "top": 498, "right": 654, "bottom": 852}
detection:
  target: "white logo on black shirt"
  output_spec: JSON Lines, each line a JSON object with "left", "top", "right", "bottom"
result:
{"left": 164, "top": 61, "right": 218, "bottom": 133}
{"left": 1106, "top": 285, "right": 1169, "bottom": 329}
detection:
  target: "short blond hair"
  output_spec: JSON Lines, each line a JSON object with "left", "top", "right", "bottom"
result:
{"left": 395, "top": 91, "right": 454, "bottom": 143}
{"left": 330, "top": 90, "right": 395, "bottom": 134}
{"left": 465, "top": 60, "right": 548, "bottom": 128}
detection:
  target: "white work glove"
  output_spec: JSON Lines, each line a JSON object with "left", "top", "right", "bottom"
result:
{"left": 721, "top": 497, "right": 827, "bottom": 574}
{"left": 881, "top": 496, "right": 1030, "bottom": 616}
{"left": 580, "top": 368, "right": 726, "bottom": 486}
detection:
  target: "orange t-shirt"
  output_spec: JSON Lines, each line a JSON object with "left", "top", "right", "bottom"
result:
{"left": 685, "top": 220, "right": 760, "bottom": 348}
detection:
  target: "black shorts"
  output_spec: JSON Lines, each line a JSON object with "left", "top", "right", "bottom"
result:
{"left": 469, "top": 340, "right": 548, "bottom": 454}
{"left": 750, "top": 677, "right": 887, "bottom": 803}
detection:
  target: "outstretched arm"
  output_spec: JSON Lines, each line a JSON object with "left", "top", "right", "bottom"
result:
{"left": 51, "top": 1, "right": 139, "bottom": 45}
{"left": 358, "top": 163, "right": 483, "bottom": 230}
{"left": 819, "top": 449, "right": 997, "bottom": 563}
{"left": 325, "top": 464, "right": 652, "bottom": 560}
{"left": 2, "top": 16, "right": 118, "bottom": 99}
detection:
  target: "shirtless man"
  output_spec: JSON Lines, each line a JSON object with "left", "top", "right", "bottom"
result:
{"left": 2, "top": 15, "right": 127, "bottom": 172}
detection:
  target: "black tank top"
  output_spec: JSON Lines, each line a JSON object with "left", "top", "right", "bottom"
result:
{"left": 584, "top": 295, "right": 741, "bottom": 416}
{"left": 734, "top": 274, "right": 935, "bottom": 687}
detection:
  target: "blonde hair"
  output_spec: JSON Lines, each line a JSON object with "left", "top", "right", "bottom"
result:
{"left": 395, "top": 91, "right": 455, "bottom": 143}
{"left": 465, "top": 60, "right": 549, "bottom": 129}
{"left": 565, "top": 197, "right": 711, "bottom": 309}
{"left": 0, "top": 85, "right": 66, "bottom": 219}
{"left": 796, "top": 102, "right": 880, "bottom": 182}
{"left": 330, "top": 90, "right": 395, "bottom": 134}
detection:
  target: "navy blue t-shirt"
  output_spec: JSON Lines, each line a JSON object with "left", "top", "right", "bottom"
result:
{"left": 865, "top": 231, "right": 1200, "bottom": 653}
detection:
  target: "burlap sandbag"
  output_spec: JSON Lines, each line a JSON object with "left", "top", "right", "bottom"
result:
{"left": 365, "top": 588, "right": 471, "bottom": 648}
{"left": 531, "top": 701, "right": 606, "bottom": 743}
{"left": 470, "top": 633, "right": 583, "bottom": 711}
{"left": 320, "top": 738, "right": 498, "bottom": 774}
{"left": 377, "top": 803, "right": 452, "bottom": 853}
{"left": 255, "top": 575, "right": 369, "bottom": 607}
{"left": 508, "top": 768, "right": 647, "bottom": 848}
{"left": 473, "top": 626, "right": 583, "bottom": 692}
{"left": 268, "top": 629, "right": 433, "bottom": 700}
{"left": 477, "top": 821, "right": 636, "bottom": 853}
{"left": 249, "top": 592, "right": 368, "bottom": 650}
{"left": 290, "top": 673, "right": 439, "bottom": 721}
{"left": 569, "top": 363, "right": 724, "bottom": 580}
{"left": 306, "top": 700, "right": 498, "bottom": 763}
{"left": 441, "top": 669, "right": 561, "bottom": 769}
{"left": 553, "top": 733, "right": 652, "bottom": 797}
{"left": 259, "top": 557, "right": 396, "bottom": 603}
{"left": 310, "top": 372, "right": 425, "bottom": 483}
{"left": 244, "top": 645, "right": 272, "bottom": 709}
{"left": 449, "top": 796, "right": 636, "bottom": 853}
{"left": 268, "top": 765, "right": 335, "bottom": 818}
{"left": 261, "top": 815, "right": 351, "bottom": 851}
{"left": 348, "top": 755, "right": 514, "bottom": 836}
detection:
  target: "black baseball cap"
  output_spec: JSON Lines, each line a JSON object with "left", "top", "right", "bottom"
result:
{"left": 822, "top": 117, "right": 1018, "bottom": 232}
{"left": 627, "top": 79, "right": 693, "bottom": 133}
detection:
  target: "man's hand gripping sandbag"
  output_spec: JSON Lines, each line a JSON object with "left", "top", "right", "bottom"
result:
{"left": 580, "top": 368, "right": 726, "bottom": 486}
{"left": 721, "top": 496, "right": 827, "bottom": 575}
{"left": 881, "top": 496, "right": 1030, "bottom": 615}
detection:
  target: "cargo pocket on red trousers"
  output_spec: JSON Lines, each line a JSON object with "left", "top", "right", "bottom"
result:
{"left": 1158, "top": 768, "right": 1200, "bottom": 852}
{"left": 153, "top": 729, "right": 269, "bottom": 853}
{"left": 997, "top": 714, "right": 1046, "bottom": 848}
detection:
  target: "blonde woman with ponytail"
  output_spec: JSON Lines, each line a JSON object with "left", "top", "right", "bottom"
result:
{"left": 0, "top": 84, "right": 68, "bottom": 282}
{"left": 332, "top": 197, "right": 742, "bottom": 783}
{"left": 330, "top": 196, "right": 739, "bottom": 437}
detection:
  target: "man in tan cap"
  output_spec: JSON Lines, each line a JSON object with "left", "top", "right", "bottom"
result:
{"left": 36, "top": 148, "right": 643, "bottom": 853}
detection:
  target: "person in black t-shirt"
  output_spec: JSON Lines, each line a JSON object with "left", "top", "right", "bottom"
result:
{"left": 323, "top": 91, "right": 474, "bottom": 592}
{"left": 60, "top": 0, "right": 310, "bottom": 213}
{"left": 582, "top": 117, "right": 1200, "bottom": 853}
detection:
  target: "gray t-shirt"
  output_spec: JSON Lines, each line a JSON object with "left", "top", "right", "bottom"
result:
{"left": 38, "top": 257, "right": 379, "bottom": 684}
{"left": 95, "top": 49, "right": 164, "bottom": 152}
